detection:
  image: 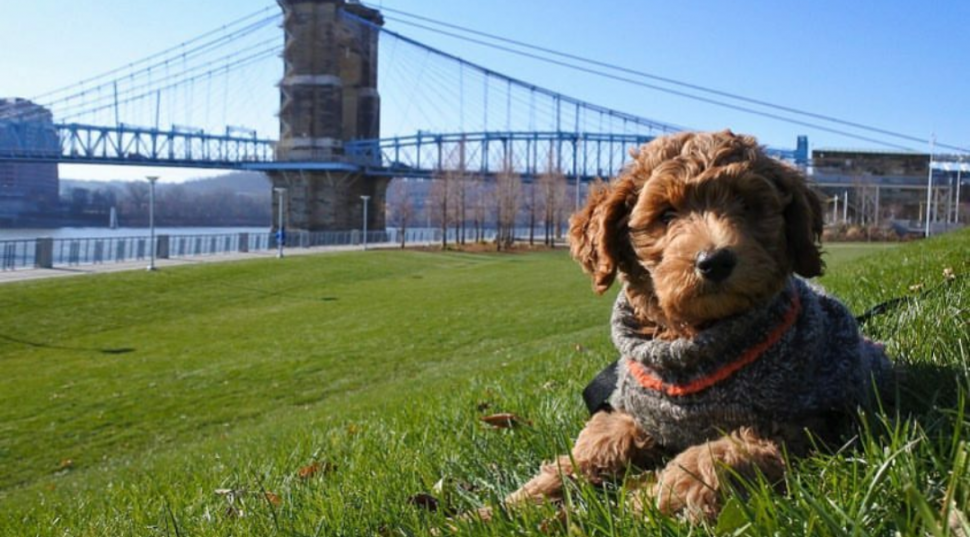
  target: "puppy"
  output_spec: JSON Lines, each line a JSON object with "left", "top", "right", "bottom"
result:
{"left": 504, "top": 130, "right": 893, "bottom": 520}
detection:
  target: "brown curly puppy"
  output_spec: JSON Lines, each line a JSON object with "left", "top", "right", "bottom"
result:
{"left": 504, "top": 130, "right": 892, "bottom": 521}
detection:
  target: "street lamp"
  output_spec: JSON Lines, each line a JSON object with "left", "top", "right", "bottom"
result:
{"left": 925, "top": 137, "right": 936, "bottom": 238}
{"left": 360, "top": 195, "right": 370, "bottom": 250}
{"left": 274, "top": 187, "right": 287, "bottom": 258}
{"left": 146, "top": 175, "right": 159, "bottom": 271}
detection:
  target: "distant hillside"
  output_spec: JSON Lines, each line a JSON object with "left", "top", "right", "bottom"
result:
{"left": 61, "top": 171, "right": 271, "bottom": 196}
{"left": 179, "top": 172, "right": 271, "bottom": 194}
{"left": 59, "top": 172, "right": 272, "bottom": 226}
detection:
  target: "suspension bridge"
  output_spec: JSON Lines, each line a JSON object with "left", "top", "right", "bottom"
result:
{"left": 0, "top": 0, "right": 853, "bottom": 232}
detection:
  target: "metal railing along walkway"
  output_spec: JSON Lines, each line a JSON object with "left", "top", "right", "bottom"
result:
{"left": 0, "top": 228, "right": 509, "bottom": 271}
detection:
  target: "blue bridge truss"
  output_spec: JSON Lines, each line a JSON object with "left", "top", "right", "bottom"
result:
{"left": 0, "top": 121, "right": 276, "bottom": 168}
{"left": 247, "top": 131, "right": 804, "bottom": 181}
{"left": 0, "top": 120, "right": 806, "bottom": 180}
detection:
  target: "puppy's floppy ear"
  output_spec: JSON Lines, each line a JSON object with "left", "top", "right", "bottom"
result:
{"left": 774, "top": 165, "right": 825, "bottom": 277}
{"left": 569, "top": 176, "right": 638, "bottom": 293}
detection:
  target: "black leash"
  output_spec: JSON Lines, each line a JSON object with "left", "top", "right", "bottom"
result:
{"left": 854, "top": 272, "right": 963, "bottom": 326}
{"left": 581, "top": 274, "right": 963, "bottom": 415}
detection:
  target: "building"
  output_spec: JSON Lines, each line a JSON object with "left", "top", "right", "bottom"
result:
{"left": 0, "top": 98, "right": 60, "bottom": 224}
{"left": 810, "top": 148, "right": 951, "bottom": 225}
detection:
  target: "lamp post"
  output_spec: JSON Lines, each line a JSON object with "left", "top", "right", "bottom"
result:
{"left": 953, "top": 162, "right": 965, "bottom": 224}
{"left": 361, "top": 195, "right": 370, "bottom": 250}
{"left": 146, "top": 175, "right": 159, "bottom": 271}
{"left": 925, "top": 137, "right": 935, "bottom": 238}
{"left": 274, "top": 187, "right": 287, "bottom": 258}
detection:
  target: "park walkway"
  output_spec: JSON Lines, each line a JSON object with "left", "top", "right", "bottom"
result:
{"left": 0, "top": 243, "right": 388, "bottom": 285}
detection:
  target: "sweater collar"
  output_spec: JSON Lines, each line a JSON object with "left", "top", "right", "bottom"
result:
{"left": 612, "top": 278, "right": 802, "bottom": 388}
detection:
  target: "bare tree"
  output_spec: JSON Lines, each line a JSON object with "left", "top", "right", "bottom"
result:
{"left": 428, "top": 170, "right": 451, "bottom": 248}
{"left": 452, "top": 140, "right": 471, "bottom": 245}
{"left": 523, "top": 181, "right": 538, "bottom": 246}
{"left": 538, "top": 163, "right": 567, "bottom": 246}
{"left": 470, "top": 177, "right": 488, "bottom": 242}
{"left": 387, "top": 179, "right": 415, "bottom": 248}
{"left": 124, "top": 181, "right": 150, "bottom": 219}
{"left": 495, "top": 159, "right": 522, "bottom": 251}
{"left": 453, "top": 172, "right": 470, "bottom": 245}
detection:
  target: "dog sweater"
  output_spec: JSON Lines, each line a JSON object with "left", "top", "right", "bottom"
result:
{"left": 607, "top": 277, "right": 893, "bottom": 452}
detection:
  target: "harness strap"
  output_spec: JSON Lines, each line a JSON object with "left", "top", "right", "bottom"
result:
{"left": 582, "top": 359, "right": 620, "bottom": 414}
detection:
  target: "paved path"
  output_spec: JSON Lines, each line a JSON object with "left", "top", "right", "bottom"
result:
{"left": 0, "top": 243, "right": 396, "bottom": 285}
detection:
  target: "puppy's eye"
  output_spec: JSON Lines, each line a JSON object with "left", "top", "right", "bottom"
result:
{"left": 660, "top": 210, "right": 677, "bottom": 225}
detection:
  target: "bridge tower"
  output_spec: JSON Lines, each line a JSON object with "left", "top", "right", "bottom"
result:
{"left": 270, "top": 0, "right": 387, "bottom": 232}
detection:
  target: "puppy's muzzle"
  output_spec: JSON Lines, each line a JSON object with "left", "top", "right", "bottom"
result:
{"left": 695, "top": 248, "right": 737, "bottom": 283}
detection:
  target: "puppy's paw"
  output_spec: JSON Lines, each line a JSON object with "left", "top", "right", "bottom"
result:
{"left": 504, "top": 455, "right": 573, "bottom": 506}
{"left": 647, "top": 429, "right": 785, "bottom": 522}
{"left": 653, "top": 447, "right": 722, "bottom": 521}
{"left": 572, "top": 411, "right": 656, "bottom": 483}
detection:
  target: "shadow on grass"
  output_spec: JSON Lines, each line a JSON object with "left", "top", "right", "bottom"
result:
{"left": 207, "top": 278, "right": 340, "bottom": 303}
{"left": 0, "top": 333, "right": 135, "bottom": 355}
{"left": 895, "top": 361, "right": 966, "bottom": 417}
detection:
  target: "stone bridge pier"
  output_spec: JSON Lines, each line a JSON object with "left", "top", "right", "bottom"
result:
{"left": 269, "top": 0, "right": 386, "bottom": 232}
{"left": 270, "top": 171, "right": 388, "bottom": 231}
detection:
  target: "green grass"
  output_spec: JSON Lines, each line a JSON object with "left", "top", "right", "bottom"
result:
{"left": 0, "top": 233, "right": 966, "bottom": 536}
{"left": 822, "top": 241, "right": 898, "bottom": 267}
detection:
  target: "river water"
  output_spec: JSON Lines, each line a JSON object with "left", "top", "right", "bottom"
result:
{"left": 0, "top": 227, "right": 270, "bottom": 241}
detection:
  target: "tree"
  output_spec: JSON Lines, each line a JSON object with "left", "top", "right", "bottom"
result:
{"left": 123, "top": 181, "right": 150, "bottom": 224}
{"left": 69, "top": 188, "right": 90, "bottom": 216}
{"left": 495, "top": 159, "right": 521, "bottom": 251}
{"left": 452, "top": 171, "right": 470, "bottom": 245}
{"left": 538, "top": 165, "right": 567, "bottom": 246}
{"left": 428, "top": 169, "right": 452, "bottom": 248}
{"left": 469, "top": 177, "right": 488, "bottom": 243}
{"left": 451, "top": 141, "right": 471, "bottom": 245}
{"left": 387, "top": 178, "right": 415, "bottom": 248}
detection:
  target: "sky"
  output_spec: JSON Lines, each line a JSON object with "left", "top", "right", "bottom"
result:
{"left": 1, "top": 0, "right": 968, "bottom": 183}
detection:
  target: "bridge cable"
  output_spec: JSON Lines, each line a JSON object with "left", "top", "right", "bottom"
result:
{"left": 372, "top": 4, "right": 967, "bottom": 154}
{"left": 343, "top": 11, "right": 684, "bottom": 134}
{"left": 376, "top": 15, "right": 924, "bottom": 152}
{"left": 32, "top": 8, "right": 279, "bottom": 104}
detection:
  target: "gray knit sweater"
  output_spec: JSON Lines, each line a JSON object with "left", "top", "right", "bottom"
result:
{"left": 608, "top": 277, "right": 892, "bottom": 452}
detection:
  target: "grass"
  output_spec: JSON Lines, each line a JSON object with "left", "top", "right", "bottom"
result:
{"left": 0, "top": 235, "right": 966, "bottom": 536}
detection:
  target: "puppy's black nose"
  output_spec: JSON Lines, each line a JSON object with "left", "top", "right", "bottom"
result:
{"left": 696, "top": 248, "right": 737, "bottom": 283}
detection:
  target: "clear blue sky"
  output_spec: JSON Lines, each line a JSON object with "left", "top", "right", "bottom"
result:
{"left": 2, "top": 0, "right": 967, "bottom": 181}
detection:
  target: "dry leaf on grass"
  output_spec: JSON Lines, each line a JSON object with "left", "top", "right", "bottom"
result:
{"left": 407, "top": 492, "right": 440, "bottom": 512}
{"left": 480, "top": 413, "right": 531, "bottom": 428}
{"left": 298, "top": 461, "right": 336, "bottom": 479}
{"left": 263, "top": 492, "right": 282, "bottom": 506}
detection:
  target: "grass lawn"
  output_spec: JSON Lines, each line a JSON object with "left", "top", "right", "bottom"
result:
{"left": 0, "top": 232, "right": 967, "bottom": 535}
{"left": 821, "top": 241, "right": 899, "bottom": 266}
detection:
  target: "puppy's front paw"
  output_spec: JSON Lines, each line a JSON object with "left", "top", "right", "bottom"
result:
{"left": 653, "top": 447, "right": 721, "bottom": 521}
{"left": 644, "top": 428, "right": 785, "bottom": 522}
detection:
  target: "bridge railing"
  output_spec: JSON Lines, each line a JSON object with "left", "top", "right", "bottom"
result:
{"left": 0, "top": 227, "right": 560, "bottom": 272}
{"left": 0, "top": 229, "right": 454, "bottom": 271}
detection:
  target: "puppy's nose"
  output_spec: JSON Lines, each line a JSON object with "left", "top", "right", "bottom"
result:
{"left": 695, "top": 248, "right": 737, "bottom": 283}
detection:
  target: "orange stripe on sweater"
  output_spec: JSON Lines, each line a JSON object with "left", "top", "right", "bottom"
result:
{"left": 627, "top": 292, "right": 802, "bottom": 397}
